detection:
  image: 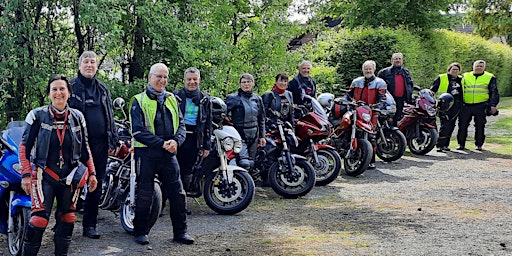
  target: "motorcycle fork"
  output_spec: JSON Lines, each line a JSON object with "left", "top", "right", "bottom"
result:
{"left": 129, "top": 148, "right": 136, "bottom": 207}
{"left": 309, "top": 139, "right": 320, "bottom": 165}
{"left": 377, "top": 121, "right": 388, "bottom": 147}
{"left": 7, "top": 191, "right": 14, "bottom": 233}
{"left": 349, "top": 109, "right": 358, "bottom": 154}
{"left": 278, "top": 125, "right": 295, "bottom": 174}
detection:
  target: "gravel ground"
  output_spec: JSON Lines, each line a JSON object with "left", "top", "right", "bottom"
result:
{"left": 1, "top": 109, "right": 510, "bottom": 256}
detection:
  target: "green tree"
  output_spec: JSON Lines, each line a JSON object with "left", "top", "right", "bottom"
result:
{"left": 465, "top": 0, "right": 512, "bottom": 44}
{"left": 311, "top": 0, "right": 461, "bottom": 31}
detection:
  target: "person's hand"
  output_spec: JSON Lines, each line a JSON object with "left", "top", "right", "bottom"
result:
{"left": 259, "top": 138, "right": 266, "bottom": 147}
{"left": 491, "top": 107, "right": 497, "bottom": 115}
{"left": 202, "top": 149, "right": 210, "bottom": 158}
{"left": 163, "top": 139, "right": 178, "bottom": 153}
{"left": 88, "top": 175, "right": 98, "bottom": 192}
{"left": 22, "top": 176, "right": 31, "bottom": 195}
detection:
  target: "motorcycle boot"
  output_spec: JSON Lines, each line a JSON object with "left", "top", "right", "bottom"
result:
{"left": 22, "top": 224, "right": 45, "bottom": 256}
{"left": 54, "top": 222, "right": 74, "bottom": 256}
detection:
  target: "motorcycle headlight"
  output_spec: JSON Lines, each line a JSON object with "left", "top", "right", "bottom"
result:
{"left": 426, "top": 105, "right": 437, "bottom": 116}
{"left": 222, "top": 137, "right": 234, "bottom": 152}
{"left": 233, "top": 140, "right": 243, "bottom": 153}
{"left": 362, "top": 112, "right": 372, "bottom": 122}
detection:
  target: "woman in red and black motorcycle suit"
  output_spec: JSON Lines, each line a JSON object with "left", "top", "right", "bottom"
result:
{"left": 348, "top": 60, "right": 388, "bottom": 169}
{"left": 19, "top": 74, "right": 98, "bottom": 256}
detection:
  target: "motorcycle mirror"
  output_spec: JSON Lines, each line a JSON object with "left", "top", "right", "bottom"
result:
{"left": 113, "top": 98, "right": 126, "bottom": 110}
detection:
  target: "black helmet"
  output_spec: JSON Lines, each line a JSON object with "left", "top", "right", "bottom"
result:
{"left": 437, "top": 93, "right": 454, "bottom": 112}
{"left": 211, "top": 96, "right": 227, "bottom": 124}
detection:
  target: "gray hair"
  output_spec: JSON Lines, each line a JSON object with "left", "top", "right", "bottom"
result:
{"left": 362, "top": 60, "right": 376, "bottom": 70}
{"left": 391, "top": 52, "right": 403, "bottom": 60}
{"left": 184, "top": 67, "right": 200, "bottom": 78}
{"left": 78, "top": 51, "right": 98, "bottom": 66}
{"left": 298, "top": 60, "right": 312, "bottom": 69}
{"left": 239, "top": 73, "right": 254, "bottom": 83}
{"left": 473, "top": 60, "right": 486, "bottom": 68}
{"left": 149, "top": 63, "right": 168, "bottom": 74}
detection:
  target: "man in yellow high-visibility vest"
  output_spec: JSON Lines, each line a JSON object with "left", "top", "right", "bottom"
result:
{"left": 456, "top": 60, "right": 500, "bottom": 151}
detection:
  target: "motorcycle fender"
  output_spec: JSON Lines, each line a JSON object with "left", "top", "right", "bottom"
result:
{"left": 213, "top": 165, "right": 248, "bottom": 183}
{"left": 312, "top": 144, "right": 335, "bottom": 151}
{"left": 290, "top": 154, "right": 308, "bottom": 161}
{"left": 10, "top": 194, "right": 31, "bottom": 216}
{"left": 419, "top": 121, "right": 437, "bottom": 129}
{"left": 382, "top": 126, "right": 400, "bottom": 132}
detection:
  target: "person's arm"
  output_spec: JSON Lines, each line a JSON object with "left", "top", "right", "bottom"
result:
{"left": 257, "top": 96, "right": 266, "bottom": 139}
{"left": 19, "top": 110, "right": 41, "bottom": 194}
{"left": 76, "top": 112, "right": 98, "bottom": 191}
{"left": 430, "top": 76, "right": 441, "bottom": 93}
{"left": 287, "top": 78, "right": 303, "bottom": 105}
{"left": 172, "top": 106, "right": 186, "bottom": 147}
{"left": 488, "top": 77, "right": 500, "bottom": 108}
{"left": 130, "top": 98, "right": 165, "bottom": 148}
{"left": 202, "top": 97, "right": 213, "bottom": 151}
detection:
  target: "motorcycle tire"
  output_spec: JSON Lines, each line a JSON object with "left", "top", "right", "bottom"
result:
{"left": 343, "top": 138, "right": 373, "bottom": 177}
{"left": 376, "top": 129, "right": 407, "bottom": 162}
{"left": 8, "top": 207, "right": 30, "bottom": 256}
{"left": 408, "top": 126, "right": 438, "bottom": 155}
{"left": 203, "top": 170, "right": 255, "bottom": 215}
{"left": 311, "top": 148, "right": 342, "bottom": 186}
{"left": 120, "top": 182, "right": 162, "bottom": 235}
{"left": 268, "top": 158, "right": 316, "bottom": 199}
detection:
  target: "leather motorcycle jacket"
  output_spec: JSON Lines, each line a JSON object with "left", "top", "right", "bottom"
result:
{"left": 226, "top": 89, "right": 266, "bottom": 141}
{"left": 174, "top": 89, "right": 212, "bottom": 151}
{"left": 262, "top": 89, "right": 294, "bottom": 130}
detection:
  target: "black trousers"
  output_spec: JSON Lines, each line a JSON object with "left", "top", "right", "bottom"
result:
{"left": 392, "top": 97, "right": 405, "bottom": 127}
{"left": 457, "top": 103, "right": 487, "bottom": 147}
{"left": 133, "top": 148, "right": 187, "bottom": 236}
{"left": 82, "top": 138, "right": 108, "bottom": 229}
{"left": 437, "top": 104, "right": 461, "bottom": 148}
{"left": 177, "top": 132, "right": 199, "bottom": 177}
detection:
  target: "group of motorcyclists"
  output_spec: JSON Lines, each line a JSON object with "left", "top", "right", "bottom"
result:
{"left": 12, "top": 50, "right": 500, "bottom": 255}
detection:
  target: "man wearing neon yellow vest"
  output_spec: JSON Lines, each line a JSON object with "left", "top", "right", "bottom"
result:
{"left": 129, "top": 63, "right": 194, "bottom": 245}
{"left": 430, "top": 62, "right": 463, "bottom": 152}
{"left": 456, "top": 60, "right": 499, "bottom": 151}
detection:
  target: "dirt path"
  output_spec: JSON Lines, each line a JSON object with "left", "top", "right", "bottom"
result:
{"left": 1, "top": 107, "right": 510, "bottom": 256}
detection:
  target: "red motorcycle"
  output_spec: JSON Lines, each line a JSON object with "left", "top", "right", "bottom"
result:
{"left": 320, "top": 91, "right": 374, "bottom": 177}
{"left": 397, "top": 88, "right": 439, "bottom": 155}
{"left": 293, "top": 96, "right": 342, "bottom": 186}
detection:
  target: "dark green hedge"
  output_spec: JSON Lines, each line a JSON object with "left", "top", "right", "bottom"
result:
{"left": 308, "top": 28, "right": 512, "bottom": 97}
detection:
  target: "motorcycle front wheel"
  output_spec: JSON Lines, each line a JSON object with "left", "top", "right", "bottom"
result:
{"left": 376, "top": 129, "right": 407, "bottom": 162}
{"left": 343, "top": 138, "right": 373, "bottom": 177}
{"left": 120, "top": 182, "right": 162, "bottom": 235}
{"left": 203, "top": 170, "right": 255, "bottom": 215}
{"left": 408, "top": 126, "right": 438, "bottom": 155}
{"left": 310, "top": 148, "right": 342, "bottom": 186}
{"left": 8, "top": 207, "right": 30, "bottom": 256}
{"left": 268, "top": 158, "right": 316, "bottom": 199}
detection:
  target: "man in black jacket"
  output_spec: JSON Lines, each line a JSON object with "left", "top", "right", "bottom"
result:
{"left": 174, "top": 67, "right": 212, "bottom": 194}
{"left": 288, "top": 60, "right": 316, "bottom": 116}
{"left": 377, "top": 53, "right": 414, "bottom": 126}
{"left": 68, "top": 51, "right": 118, "bottom": 239}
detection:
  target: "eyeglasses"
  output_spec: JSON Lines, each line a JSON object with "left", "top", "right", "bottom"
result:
{"left": 153, "top": 74, "right": 168, "bottom": 80}
{"left": 240, "top": 80, "right": 253, "bottom": 84}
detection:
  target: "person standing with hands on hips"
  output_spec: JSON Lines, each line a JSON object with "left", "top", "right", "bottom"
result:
{"left": 456, "top": 60, "right": 499, "bottom": 151}
{"left": 19, "top": 74, "right": 98, "bottom": 255}
{"left": 129, "top": 63, "right": 194, "bottom": 245}
{"left": 68, "top": 51, "right": 118, "bottom": 239}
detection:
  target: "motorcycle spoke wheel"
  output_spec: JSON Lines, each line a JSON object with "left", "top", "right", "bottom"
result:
{"left": 8, "top": 207, "right": 30, "bottom": 256}
{"left": 204, "top": 171, "right": 255, "bottom": 215}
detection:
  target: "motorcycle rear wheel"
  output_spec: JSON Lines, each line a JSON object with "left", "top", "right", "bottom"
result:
{"left": 120, "top": 182, "right": 162, "bottom": 235}
{"left": 268, "top": 158, "right": 316, "bottom": 199}
{"left": 343, "top": 138, "right": 373, "bottom": 177}
{"left": 376, "top": 129, "right": 407, "bottom": 162}
{"left": 8, "top": 207, "right": 30, "bottom": 256}
{"left": 310, "top": 148, "right": 342, "bottom": 186}
{"left": 408, "top": 127, "right": 438, "bottom": 155}
{"left": 203, "top": 170, "right": 255, "bottom": 215}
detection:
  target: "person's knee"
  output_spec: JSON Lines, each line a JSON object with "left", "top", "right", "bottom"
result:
{"left": 29, "top": 215, "right": 49, "bottom": 228}
{"left": 60, "top": 212, "right": 76, "bottom": 224}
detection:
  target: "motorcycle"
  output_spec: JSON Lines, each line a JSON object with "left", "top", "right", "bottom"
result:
{"left": 397, "top": 88, "right": 439, "bottom": 155}
{"left": 293, "top": 95, "right": 342, "bottom": 186}
{"left": 238, "top": 119, "right": 316, "bottom": 199}
{"left": 320, "top": 90, "right": 374, "bottom": 177}
{"left": 373, "top": 92, "right": 407, "bottom": 162}
{"left": 186, "top": 99, "right": 255, "bottom": 215}
{"left": 99, "top": 98, "right": 162, "bottom": 235}
{"left": 0, "top": 121, "right": 32, "bottom": 256}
